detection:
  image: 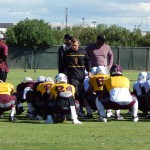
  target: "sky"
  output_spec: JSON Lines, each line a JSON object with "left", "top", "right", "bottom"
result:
{"left": 1, "top": 0, "right": 150, "bottom": 31}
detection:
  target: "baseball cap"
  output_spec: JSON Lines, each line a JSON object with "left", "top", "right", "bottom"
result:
{"left": 0, "top": 33, "right": 5, "bottom": 40}
{"left": 64, "top": 34, "right": 72, "bottom": 40}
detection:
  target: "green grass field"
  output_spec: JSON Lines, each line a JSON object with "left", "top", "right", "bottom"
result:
{"left": 1, "top": 69, "right": 150, "bottom": 150}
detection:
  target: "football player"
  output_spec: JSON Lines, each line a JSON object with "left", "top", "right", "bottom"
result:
{"left": 45, "top": 73, "right": 82, "bottom": 124}
{"left": 0, "top": 80, "right": 16, "bottom": 121}
{"left": 96, "top": 64, "right": 139, "bottom": 122}
{"left": 132, "top": 72, "right": 148, "bottom": 116}
{"left": 15, "top": 77, "right": 35, "bottom": 115}
{"left": 36, "top": 77, "right": 55, "bottom": 119}
{"left": 85, "top": 66, "right": 116, "bottom": 119}
{"left": 83, "top": 67, "right": 97, "bottom": 118}
{"left": 28, "top": 76, "right": 46, "bottom": 120}
{"left": 143, "top": 72, "right": 150, "bottom": 112}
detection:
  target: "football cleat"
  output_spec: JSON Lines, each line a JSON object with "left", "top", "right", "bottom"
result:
{"left": 106, "top": 110, "right": 115, "bottom": 118}
{"left": 132, "top": 116, "right": 139, "bottom": 122}
{"left": 115, "top": 114, "right": 124, "bottom": 121}
{"left": 9, "top": 116, "right": 16, "bottom": 122}
{"left": 98, "top": 116, "right": 107, "bottom": 122}
{"left": 72, "top": 119, "right": 82, "bottom": 124}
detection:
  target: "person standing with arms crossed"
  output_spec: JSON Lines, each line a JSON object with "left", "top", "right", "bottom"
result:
{"left": 63, "top": 37, "right": 91, "bottom": 116}
{"left": 0, "top": 33, "right": 9, "bottom": 82}
{"left": 57, "top": 34, "right": 72, "bottom": 73}
{"left": 86, "top": 33, "right": 114, "bottom": 117}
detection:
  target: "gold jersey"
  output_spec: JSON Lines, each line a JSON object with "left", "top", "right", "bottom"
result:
{"left": 105, "top": 76, "right": 130, "bottom": 92}
{"left": 37, "top": 82, "right": 55, "bottom": 95}
{"left": 0, "top": 82, "right": 14, "bottom": 95}
{"left": 50, "top": 83, "right": 75, "bottom": 99}
{"left": 89, "top": 74, "right": 109, "bottom": 92}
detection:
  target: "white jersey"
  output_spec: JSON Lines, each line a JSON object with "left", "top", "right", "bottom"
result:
{"left": 133, "top": 80, "right": 146, "bottom": 96}
{"left": 143, "top": 80, "right": 150, "bottom": 93}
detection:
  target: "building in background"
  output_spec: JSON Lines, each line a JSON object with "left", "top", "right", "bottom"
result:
{"left": 0, "top": 23, "right": 14, "bottom": 33}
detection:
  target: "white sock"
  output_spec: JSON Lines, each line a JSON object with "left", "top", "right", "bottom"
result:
{"left": 131, "top": 100, "right": 138, "bottom": 117}
{"left": 95, "top": 98, "right": 106, "bottom": 117}
{"left": 70, "top": 106, "right": 78, "bottom": 121}
{"left": 115, "top": 110, "right": 120, "bottom": 116}
{"left": 10, "top": 107, "right": 15, "bottom": 117}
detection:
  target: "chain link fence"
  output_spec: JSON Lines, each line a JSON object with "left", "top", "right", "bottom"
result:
{"left": 7, "top": 46, "right": 150, "bottom": 71}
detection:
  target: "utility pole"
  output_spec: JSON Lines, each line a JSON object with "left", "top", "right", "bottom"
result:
{"left": 65, "top": 7, "right": 68, "bottom": 30}
{"left": 82, "top": 18, "right": 85, "bottom": 27}
{"left": 92, "top": 21, "right": 96, "bottom": 28}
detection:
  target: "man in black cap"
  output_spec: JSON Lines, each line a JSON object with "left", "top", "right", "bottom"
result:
{"left": 86, "top": 33, "right": 113, "bottom": 70}
{"left": 57, "top": 34, "right": 72, "bottom": 73}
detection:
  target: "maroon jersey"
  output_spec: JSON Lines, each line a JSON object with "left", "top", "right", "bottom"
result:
{"left": 0, "top": 41, "right": 9, "bottom": 72}
{"left": 17, "top": 81, "right": 36, "bottom": 92}
{"left": 0, "top": 42, "right": 8, "bottom": 59}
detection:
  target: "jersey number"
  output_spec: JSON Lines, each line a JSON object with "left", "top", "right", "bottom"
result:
{"left": 96, "top": 77, "right": 105, "bottom": 87}
{"left": 55, "top": 85, "right": 72, "bottom": 93}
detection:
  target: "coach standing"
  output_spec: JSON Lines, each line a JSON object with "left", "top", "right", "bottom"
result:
{"left": 86, "top": 33, "right": 113, "bottom": 71}
{"left": 0, "top": 33, "right": 9, "bottom": 81}
{"left": 63, "top": 37, "right": 91, "bottom": 112}
{"left": 57, "top": 34, "right": 72, "bottom": 73}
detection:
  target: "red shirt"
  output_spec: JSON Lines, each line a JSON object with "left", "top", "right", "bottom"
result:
{"left": 0, "top": 41, "right": 8, "bottom": 60}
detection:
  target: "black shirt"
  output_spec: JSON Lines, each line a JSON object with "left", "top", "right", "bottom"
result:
{"left": 64, "top": 47, "right": 91, "bottom": 80}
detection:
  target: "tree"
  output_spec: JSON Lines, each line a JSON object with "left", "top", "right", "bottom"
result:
{"left": 6, "top": 18, "right": 54, "bottom": 51}
{"left": 140, "top": 33, "right": 150, "bottom": 47}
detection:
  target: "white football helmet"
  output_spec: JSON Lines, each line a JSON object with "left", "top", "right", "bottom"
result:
{"left": 23, "top": 77, "right": 33, "bottom": 82}
{"left": 138, "top": 72, "right": 147, "bottom": 81}
{"left": 91, "top": 67, "right": 97, "bottom": 75}
{"left": 96, "top": 66, "right": 106, "bottom": 75}
{"left": 146, "top": 72, "right": 150, "bottom": 80}
{"left": 37, "top": 76, "right": 46, "bottom": 82}
{"left": 45, "top": 77, "right": 54, "bottom": 83}
{"left": 55, "top": 73, "right": 67, "bottom": 83}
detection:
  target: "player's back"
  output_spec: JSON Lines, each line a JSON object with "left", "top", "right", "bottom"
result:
{"left": 50, "top": 83, "right": 75, "bottom": 99}
{"left": 0, "top": 82, "right": 14, "bottom": 95}
{"left": 89, "top": 74, "right": 109, "bottom": 92}
{"left": 37, "top": 82, "right": 55, "bottom": 95}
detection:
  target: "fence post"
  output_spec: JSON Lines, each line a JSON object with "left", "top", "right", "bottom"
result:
{"left": 146, "top": 47, "right": 150, "bottom": 71}
{"left": 33, "top": 51, "right": 36, "bottom": 72}
{"left": 24, "top": 51, "right": 27, "bottom": 72}
{"left": 117, "top": 47, "right": 120, "bottom": 65}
